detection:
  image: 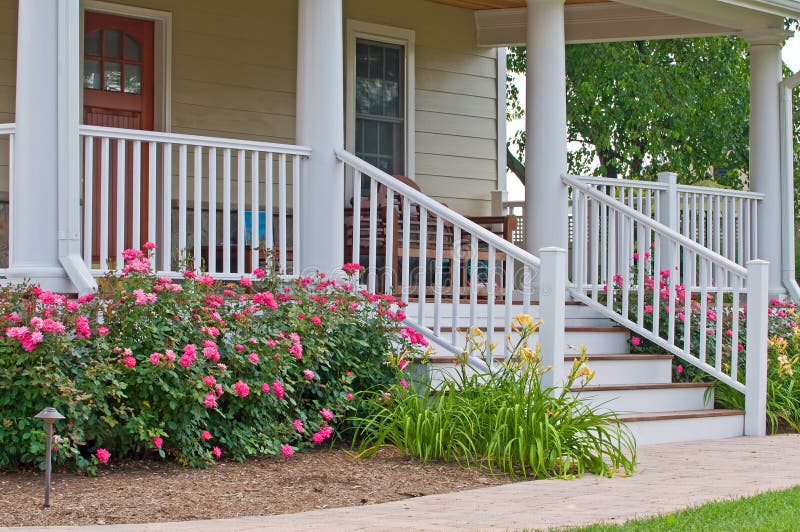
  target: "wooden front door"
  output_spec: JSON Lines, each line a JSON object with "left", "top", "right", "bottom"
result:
{"left": 83, "top": 12, "right": 154, "bottom": 266}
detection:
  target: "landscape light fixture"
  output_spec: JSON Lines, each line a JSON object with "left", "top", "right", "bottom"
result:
{"left": 34, "top": 407, "right": 65, "bottom": 508}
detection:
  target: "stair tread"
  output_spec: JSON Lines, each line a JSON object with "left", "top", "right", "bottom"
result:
{"left": 617, "top": 409, "right": 745, "bottom": 423}
{"left": 571, "top": 382, "right": 713, "bottom": 392}
{"left": 564, "top": 353, "right": 672, "bottom": 361}
{"left": 436, "top": 325, "right": 627, "bottom": 333}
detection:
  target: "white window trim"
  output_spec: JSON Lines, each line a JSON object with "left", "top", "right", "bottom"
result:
{"left": 80, "top": 1, "right": 172, "bottom": 132}
{"left": 345, "top": 20, "right": 415, "bottom": 179}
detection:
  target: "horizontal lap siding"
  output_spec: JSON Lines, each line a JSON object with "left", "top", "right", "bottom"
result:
{"left": 0, "top": 0, "right": 500, "bottom": 218}
{"left": 0, "top": 0, "right": 16, "bottom": 198}
{"left": 345, "top": 0, "right": 499, "bottom": 216}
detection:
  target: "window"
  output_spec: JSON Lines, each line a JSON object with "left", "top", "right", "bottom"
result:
{"left": 355, "top": 40, "right": 404, "bottom": 175}
{"left": 346, "top": 21, "right": 415, "bottom": 180}
{"left": 84, "top": 28, "right": 143, "bottom": 94}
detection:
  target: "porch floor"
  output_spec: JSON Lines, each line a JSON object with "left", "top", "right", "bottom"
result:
{"left": 28, "top": 434, "right": 800, "bottom": 531}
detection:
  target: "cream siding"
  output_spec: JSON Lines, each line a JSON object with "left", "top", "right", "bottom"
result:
{"left": 0, "top": 0, "right": 500, "bottom": 218}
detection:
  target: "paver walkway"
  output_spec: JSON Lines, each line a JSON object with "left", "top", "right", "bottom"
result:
{"left": 8, "top": 434, "right": 800, "bottom": 532}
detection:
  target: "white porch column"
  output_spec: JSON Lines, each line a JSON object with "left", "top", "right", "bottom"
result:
{"left": 524, "top": 0, "right": 568, "bottom": 255}
{"left": 296, "top": 0, "right": 345, "bottom": 276}
{"left": 747, "top": 29, "right": 787, "bottom": 296}
{"left": 8, "top": 0, "right": 93, "bottom": 293}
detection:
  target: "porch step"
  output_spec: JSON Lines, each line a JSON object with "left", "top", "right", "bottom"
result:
{"left": 404, "top": 301, "right": 617, "bottom": 328}
{"left": 618, "top": 409, "right": 745, "bottom": 445}
{"left": 570, "top": 382, "right": 714, "bottom": 414}
{"left": 427, "top": 326, "right": 630, "bottom": 355}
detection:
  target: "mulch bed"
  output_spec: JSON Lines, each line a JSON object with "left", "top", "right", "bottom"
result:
{"left": 0, "top": 446, "right": 514, "bottom": 527}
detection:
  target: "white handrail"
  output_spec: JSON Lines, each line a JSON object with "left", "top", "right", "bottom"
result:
{"left": 80, "top": 126, "right": 306, "bottom": 278}
{"left": 337, "top": 149, "right": 539, "bottom": 267}
{"left": 79, "top": 125, "right": 311, "bottom": 156}
{"left": 565, "top": 175, "right": 747, "bottom": 275}
{"left": 338, "top": 149, "right": 541, "bottom": 370}
{"left": 565, "top": 172, "right": 769, "bottom": 406}
{"left": 0, "top": 123, "right": 15, "bottom": 135}
{"left": 575, "top": 175, "right": 669, "bottom": 191}
{"left": 675, "top": 183, "right": 765, "bottom": 200}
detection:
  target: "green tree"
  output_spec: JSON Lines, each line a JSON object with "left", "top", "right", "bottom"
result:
{"left": 507, "top": 37, "right": 751, "bottom": 187}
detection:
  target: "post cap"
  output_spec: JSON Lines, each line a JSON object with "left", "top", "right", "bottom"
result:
{"left": 34, "top": 407, "right": 65, "bottom": 423}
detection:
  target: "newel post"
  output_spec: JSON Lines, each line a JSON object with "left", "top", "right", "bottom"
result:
{"left": 745, "top": 259, "right": 769, "bottom": 437}
{"left": 657, "top": 171, "right": 679, "bottom": 273}
{"left": 539, "top": 247, "right": 566, "bottom": 389}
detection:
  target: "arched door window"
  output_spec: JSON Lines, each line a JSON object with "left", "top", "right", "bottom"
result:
{"left": 84, "top": 28, "right": 143, "bottom": 94}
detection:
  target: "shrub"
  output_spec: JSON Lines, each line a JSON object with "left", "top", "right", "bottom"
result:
{"left": 352, "top": 316, "right": 636, "bottom": 478}
{"left": 0, "top": 249, "right": 424, "bottom": 472}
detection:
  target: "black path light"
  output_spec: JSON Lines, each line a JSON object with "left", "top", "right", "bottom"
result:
{"left": 34, "top": 407, "right": 65, "bottom": 508}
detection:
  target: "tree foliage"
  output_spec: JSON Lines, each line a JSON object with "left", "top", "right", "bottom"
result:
{"left": 507, "top": 37, "right": 751, "bottom": 186}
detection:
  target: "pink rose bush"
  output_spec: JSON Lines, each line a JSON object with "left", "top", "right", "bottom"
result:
{"left": 0, "top": 247, "right": 425, "bottom": 471}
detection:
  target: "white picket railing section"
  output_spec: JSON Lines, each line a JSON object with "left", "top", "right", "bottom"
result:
{"left": 337, "top": 149, "right": 542, "bottom": 366}
{"left": 79, "top": 125, "right": 310, "bottom": 278}
{"left": 0, "top": 123, "right": 14, "bottom": 269}
{"left": 565, "top": 174, "right": 768, "bottom": 434}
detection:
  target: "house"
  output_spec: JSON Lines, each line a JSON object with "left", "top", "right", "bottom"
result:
{"left": 0, "top": 0, "right": 797, "bottom": 444}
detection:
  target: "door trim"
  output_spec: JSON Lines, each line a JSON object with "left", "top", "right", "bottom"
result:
{"left": 345, "top": 20, "right": 415, "bottom": 180}
{"left": 81, "top": 1, "right": 172, "bottom": 132}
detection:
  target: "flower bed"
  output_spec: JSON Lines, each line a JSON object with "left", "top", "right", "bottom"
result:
{"left": 0, "top": 247, "right": 425, "bottom": 473}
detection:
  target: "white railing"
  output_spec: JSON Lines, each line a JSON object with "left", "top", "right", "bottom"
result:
{"left": 502, "top": 200, "right": 525, "bottom": 246}
{"left": 79, "top": 125, "right": 309, "bottom": 278}
{"left": 568, "top": 174, "right": 763, "bottom": 268}
{"left": 0, "top": 123, "right": 14, "bottom": 270}
{"left": 565, "top": 174, "right": 768, "bottom": 435}
{"left": 337, "top": 149, "right": 542, "bottom": 368}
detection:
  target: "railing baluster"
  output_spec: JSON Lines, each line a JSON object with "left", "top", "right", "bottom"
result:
{"left": 132, "top": 140, "right": 141, "bottom": 249}
{"left": 590, "top": 196, "right": 599, "bottom": 300}
{"left": 667, "top": 239, "right": 677, "bottom": 345}
{"left": 278, "top": 153, "right": 287, "bottom": 274}
{"left": 418, "top": 208, "right": 428, "bottom": 327}
{"left": 161, "top": 143, "right": 172, "bottom": 272}
{"left": 652, "top": 232, "right": 660, "bottom": 339}
{"left": 116, "top": 139, "right": 126, "bottom": 271}
{"left": 83, "top": 137, "right": 94, "bottom": 266}
{"left": 434, "top": 216, "right": 443, "bottom": 335}
{"left": 699, "top": 258, "right": 709, "bottom": 363}
{"left": 264, "top": 153, "right": 273, "bottom": 255}
{"left": 385, "top": 188, "right": 394, "bottom": 293}
{"left": 352, "top": 170, "right": 361, "bottom": 265}
{"left": 368, "top": 178, "right": 378, "bottom": 294}
{"left": 401, "top": 197, "right": 410, "bottom": 303}
{"left": 636, "top": 218, "right": 645, "bottom": 328}
{"left": 193, "top": 146, "right": 202, "bottom": 271}
{"left": 251, "top": 151, "right": 260, "bottom": 272}
{"left": 222, "top": 148, "right": 231, "bottom": 274}
{"left": 148, "top": 141, "right": 157, "bottom": 272}
{"left": 504, "top": 255, "right": 514, "bottom": 357}
{"left": 486, "top": 246, "right": 496, "bottom": 363}
{"left": 208, "top": 148, "right": 217, "bottom": 273}
{"left": 178, "top": 143, "right": 187, "bottom": 262}
{"left": 237, "top": 149, "right": 246, "bottom": 274}
{"left": 731, "top": 275, "right": 741, "bottom": 381}
{"left": 292, "top": 155, "right": 301, "bottom": 275}
{"left": 469, "top": 234, "right": 478, "bottom": 328}
{"left": 715, "top": 263, "right": 724, "bottom": 371}
{"left": 621, "top": 214, "right": 630, "bottom": 321}
{"left": 451, "top": 226, "right": 461, "bottom": 346}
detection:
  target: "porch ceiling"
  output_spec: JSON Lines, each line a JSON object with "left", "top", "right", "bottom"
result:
{"left": 427, "top": 0, "right": 603, "bottom": 7}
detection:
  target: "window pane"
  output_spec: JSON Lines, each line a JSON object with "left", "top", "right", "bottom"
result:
{"left": 383, "top": 81, "right": 400, "bottom": 117}
{"left": 363, "top": 120, "right": 378, "bottom": 154}
{"left": 379, "top": 122, "right": 394, "bottom": 155}
{"left": 378, "top": 157, "right": 392, "bottom": 173}
{"left": 104, "top": 61, "right": 121, "bottom": 91}
{"left": 124, "top": 64, "right": 141, "bottom": 94}
{"left": 84, "top": 59, "right": 101, "bottom": 89}
{"left": 356, "top": 42, "right": 369, "bottom": 77}
{"left": 368, "top": 45, "right": 383, "bottom": 79}
{"left": 385, "top": 47, "right": 400, "bottom": 81}
{"left": 124, "top": 34, "right": 141, "bottom": 61}
{"left": 104, "top": 29, "right": 121, "bottom": 58}
{"left": 85, "top": 31, "right": 100, "bottom": 56}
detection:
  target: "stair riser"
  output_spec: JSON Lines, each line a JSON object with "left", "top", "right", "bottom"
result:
{"left": 418, "top": 357, "right": 672, "bottom": 387}
{"left": 624, "top": 414, "right": 744, "bottom": 445}
{"left": 427, "top": 330, "right": 630, "bottom": 356}
{"left": 568, "top": 358, "right": 672, "bottom": 385}
{"left": 405, "top": 305, "right": 616, "bottom": 328}
{"left": 571, "top": 387, "right": 713, "bottom": 414}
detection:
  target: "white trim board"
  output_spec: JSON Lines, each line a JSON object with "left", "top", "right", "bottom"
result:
{"left": 345, "top": 20, "right": 416, "bottom": 180}
{"left": 80, "top": 1, "right": 172, "bottom": 132}
{"left": 496, "top": 46, "right": 507, "bottom": 193}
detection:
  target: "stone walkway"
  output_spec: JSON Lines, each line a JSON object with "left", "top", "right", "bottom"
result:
{"left": 7, "top": 435, "right": 800, "bottom": 532}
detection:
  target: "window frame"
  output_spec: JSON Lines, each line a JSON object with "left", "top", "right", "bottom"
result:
{"left": 346, "top": 20, "right": 415, "bottom": 180}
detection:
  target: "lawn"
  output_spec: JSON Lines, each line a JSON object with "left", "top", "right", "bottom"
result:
{"left": 571, "top": 485, "right": 800, "bottom": 531}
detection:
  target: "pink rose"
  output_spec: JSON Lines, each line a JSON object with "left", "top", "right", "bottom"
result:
{"left": 280, "top": 444, "right": 294, "bottom": 457}
{"left": 95, "top": 448, "right": 110, "bottom": 463}
{"left": 320, "top": 408, "right": 333, "bottom": 421}
{"left": 249, "top": 353, "right": 259, "bottom": 364}
{"left": 631, "top": 336, "right": 641, "bottom": 346}
{"left": 212, "top": 446, "right": 222, "bottom": 459}
{"left": 303, "top": 369, "right": 315, "bottom": 380}
{"left": 153, "top": 436, "right": 163, "bottom": 449}
{"left": 149, "top": 352, "right": 161, "bottom": 365}
{"left": 234, "top": 380, "right": 250, "bottom": 397}
{"left": 201, "top": 430, "right": 212, "bottom": 441}
{"left": 124, "top": 355, "right": 137, "bottom": 368}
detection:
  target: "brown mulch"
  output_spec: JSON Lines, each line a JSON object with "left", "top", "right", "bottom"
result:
{"left": 0, "top": 447, "right": 515, "bottom": 527}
